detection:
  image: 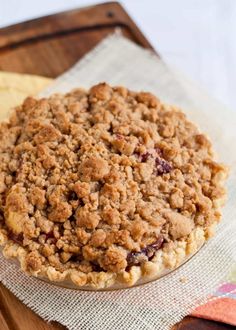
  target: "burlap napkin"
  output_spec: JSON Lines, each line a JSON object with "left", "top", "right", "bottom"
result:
{"left": 1, "top": 35, "right": 236, "bottom": 330}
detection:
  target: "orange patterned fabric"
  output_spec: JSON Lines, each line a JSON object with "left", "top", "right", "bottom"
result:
{"left": 192, "top": 282, "right": 236, "bottom": 325}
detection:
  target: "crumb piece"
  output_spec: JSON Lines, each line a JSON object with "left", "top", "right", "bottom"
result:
{"left": 79, "top": 156, "right": 109, "bottom": 181}
{"left": 25, "top": 251, "right": 42, "bottom": 272}
{"left": 180, "top": 276, "right": 188, "bottom": 283}
{"left": 29, "top": 187, "right": 46, "bottom": 210}
{"left": 165, "top": 211, "right": 194, "bottom": 240}
{"left": 48, "top": 202, "right": 72, "bottom": 223}
{"left": 76, "top": 208, "right": 100, "bottom": 229}
{"left": 100, "top": 247, "right": 127, "bottom": 272}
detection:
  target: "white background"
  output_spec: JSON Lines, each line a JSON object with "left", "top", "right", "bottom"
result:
{"left": 0, "top": 0, "right": 235, "bottom": 109}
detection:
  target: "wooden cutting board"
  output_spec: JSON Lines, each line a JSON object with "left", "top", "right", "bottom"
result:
{"left": 0, "top": 1, "right": 154, "bottom": 76}
{"left": 0, "top": 2, "right": 233, "bottom": 330}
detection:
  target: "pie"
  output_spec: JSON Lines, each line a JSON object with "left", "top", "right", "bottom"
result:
{"left": 0, "top": 83, "right": 227, "bottom": 289}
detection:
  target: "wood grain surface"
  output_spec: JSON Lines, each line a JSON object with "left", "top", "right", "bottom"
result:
{"left": 0, "top": 286, "right": 64, "bottom": 330}
{"left": 0, "top": 2, "right": 232, "bottom": 330}
{"left": 0, "top": 285, "right": 235, "bottom": 330}
{"left": 0, "top": 1, "right": 154, "bottom": 78}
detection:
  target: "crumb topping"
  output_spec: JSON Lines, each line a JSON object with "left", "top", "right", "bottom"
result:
{"left": 0, "top": 83, "right": 227, "bottom": 276}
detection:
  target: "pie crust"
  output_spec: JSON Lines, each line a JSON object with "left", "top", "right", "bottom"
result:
{"left": 0, "top": 83, "right": 227, "bottom": 289}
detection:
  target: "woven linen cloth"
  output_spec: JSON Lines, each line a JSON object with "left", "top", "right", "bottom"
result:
{"left": 1, "top": 35, "right": 236, "bottom": 330}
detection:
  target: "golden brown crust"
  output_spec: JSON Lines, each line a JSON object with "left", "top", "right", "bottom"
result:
{"left": 0, "top": 83, "right": 227, "bottom": 288}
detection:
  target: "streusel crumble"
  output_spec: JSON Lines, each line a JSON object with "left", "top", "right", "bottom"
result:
{"left": 0, "top": 83, "right": 227, "bottom": 289}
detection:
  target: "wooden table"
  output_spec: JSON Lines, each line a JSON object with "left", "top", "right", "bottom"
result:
{"left": 0, "top": 2, "right": 233, "bottom": 329}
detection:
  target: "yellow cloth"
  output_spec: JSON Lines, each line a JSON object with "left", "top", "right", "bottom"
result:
{"left": 0, "top": 71, "right": 52, "bottom": 121}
